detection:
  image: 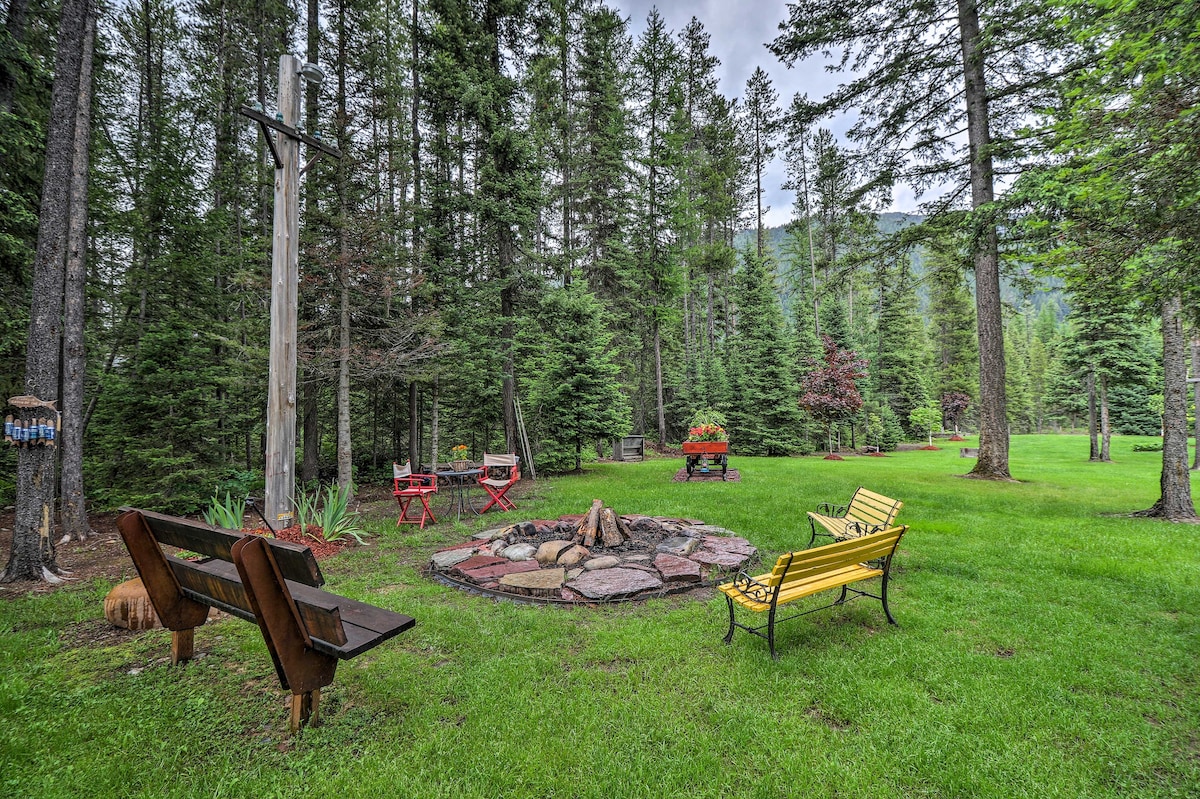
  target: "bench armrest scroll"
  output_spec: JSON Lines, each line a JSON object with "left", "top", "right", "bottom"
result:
{"left": 729, "top": 571, "right": 774, "bottom": 604}
{"left": 817, "top": 502, "right": 848, "bottom": 516}
{"left": 845, "top": 521, "right": 885, "bottom": 538}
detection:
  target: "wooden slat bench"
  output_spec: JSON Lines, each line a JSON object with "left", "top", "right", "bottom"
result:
{"left": 718, "top": 526, "right": 908, "bottom": 658}
{"left": 116, "top": 508, "right": 416, "bottom": 731}
{"left": 807, "top": 486, "right": 902, "bottom": 546}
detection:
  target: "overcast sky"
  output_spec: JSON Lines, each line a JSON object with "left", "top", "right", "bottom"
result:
{"left": 610, "top": 1, "right": 924, "bottom": 225}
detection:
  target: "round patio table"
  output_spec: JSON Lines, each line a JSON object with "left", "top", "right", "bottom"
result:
{"left": 435, "top": 468, "right": 483, "bottom": 522}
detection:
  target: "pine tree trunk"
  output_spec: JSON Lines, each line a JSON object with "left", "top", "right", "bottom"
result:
{"left": 1086, "top": 368, "right": 1099, "bottom": 461}
{"left": 407, "top": 0, "right": 422, "bottom": 469}
{"left": 1098, "top": 374, "right": 1111, "bottom": 462}
{"left": 301, "top": 381, "right": 319, "bottom": 483}
{"left": 958, "top": 0, "right": 1010, "bottom": 480}
{"left": 1191, "top": 334, "right": 1199, "bottom": 471}
{"left": 429, "top": 375, "right": 440, "bottom": 471}
{"left": 4, "top": 0, "right": 90, "bottom": 583}
{"left": 654, "top": 320, "right": 666, "bottom": 442}
{"left": 1, "top": 0, "right": 29, "bottom": 113}
{"left": 1134, "top": 296, "right": 1196, "bottom": 520}
{"left": 335, "top": 0, "right": 352, "bottom": 495}
{"left": 59, "top": 5, "right": 96, "bottom": 541}
{"left": 300, "top": 0, "right": 320, "bottom": 488}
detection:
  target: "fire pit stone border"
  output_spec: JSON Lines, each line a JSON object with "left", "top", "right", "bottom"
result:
{"left": 427, "top": 507, "right": 759, "bottom": 604}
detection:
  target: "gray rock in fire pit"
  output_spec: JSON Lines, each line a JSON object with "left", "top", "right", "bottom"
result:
{"left": 500, "top": 543, "right": 538, "bottom": 561}
{"left": 567, "top": 567, "right": 663, "bottom": 600}
{"left": 583, "top": 555, "right": 621, "bottom": 570}
{"left": 430, "top": 548, "right": 477, "bottom": 570}
{"left": 656, "top": 535, "right": 701, "bottom": 557}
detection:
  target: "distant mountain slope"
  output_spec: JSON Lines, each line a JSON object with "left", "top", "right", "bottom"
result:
{"left": 731, "top": 214, "right": 1064, "bottom": 319}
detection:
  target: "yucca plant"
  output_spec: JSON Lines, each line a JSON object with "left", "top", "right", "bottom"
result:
{"left": 202, "top": 491, "right": 246, "bottom": 530}
{"left": 313, "top": 483, "right": 368, "bottom": 545}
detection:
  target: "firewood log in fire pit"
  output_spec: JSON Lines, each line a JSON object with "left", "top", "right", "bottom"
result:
{"left": 574, "top": 499, "right": 629, "bottom": 548}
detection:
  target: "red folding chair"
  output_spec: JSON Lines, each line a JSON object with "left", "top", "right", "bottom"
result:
{"left": 477, "top": 453, "right": 520, "bottom": 513}
{"left": 393, "top": 462, "right": 438, "bottom": 528}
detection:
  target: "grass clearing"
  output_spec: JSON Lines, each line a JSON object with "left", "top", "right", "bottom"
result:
{"left": 1, "top": 435, "right": 1197, "bottom": 797}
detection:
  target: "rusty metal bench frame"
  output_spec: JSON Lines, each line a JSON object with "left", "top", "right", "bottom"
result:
{"left": 117, "top": 508, "right": 415, "bottom": 731}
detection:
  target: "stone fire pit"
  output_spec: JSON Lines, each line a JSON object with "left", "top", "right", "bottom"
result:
{"left": 427, "top": 501, "right": 758, "bottom": 603}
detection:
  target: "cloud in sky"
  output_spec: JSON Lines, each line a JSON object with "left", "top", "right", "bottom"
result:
{"left": 612, "top": 1, "right": 928, "bottom": 225}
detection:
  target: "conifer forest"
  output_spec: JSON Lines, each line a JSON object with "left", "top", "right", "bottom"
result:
{"left": 2, "top": 0, "right": 1197, "bottom": 579}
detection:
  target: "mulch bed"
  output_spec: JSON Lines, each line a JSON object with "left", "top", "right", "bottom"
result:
{"left": 671, "top": 468, "right": 741, "bottom": 482}
{"left": 245, "top": 525, "right": 348, "bottom": 559}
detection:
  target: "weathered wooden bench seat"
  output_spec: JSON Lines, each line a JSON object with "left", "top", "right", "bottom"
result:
{"left": 718, "top": 526, "right": 908, "bottom": 658}
{"left": 116, "top": 508, "right": 416, "bottom": 731}
{"left": 807, "top": 486, "right": 902, "bottom": 546}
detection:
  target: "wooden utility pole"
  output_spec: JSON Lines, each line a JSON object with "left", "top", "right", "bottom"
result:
{"left": 265, "top": 54, "right": 302, "bottom": 527}
{"left": 241, "top": 55, "right": 339, "bottom": 527}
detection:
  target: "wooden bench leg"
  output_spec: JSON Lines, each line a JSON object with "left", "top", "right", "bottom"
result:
{"left": 290, "top": 689, "right": 320, "bottom": 732}
{"left": 171, "top": 629, "right": 195, "bottom": 664}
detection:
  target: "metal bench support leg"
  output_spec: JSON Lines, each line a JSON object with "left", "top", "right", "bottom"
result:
{"left": 768, "top": 607, "right": 778, "bottom": 660}
{"left": 881, "top": 566, "right": 897, "bottom": 625}
{"left": 723, "top": 595, "right": 736, "bottom": 644}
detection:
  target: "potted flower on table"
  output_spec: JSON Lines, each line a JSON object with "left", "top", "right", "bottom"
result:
{"left": 450, "top": 444, "right": 470, "bottom": 471}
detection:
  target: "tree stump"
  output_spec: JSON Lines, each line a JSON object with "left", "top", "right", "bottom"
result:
{"left": 103, "top": 577, "right": 162, "bottom": 630}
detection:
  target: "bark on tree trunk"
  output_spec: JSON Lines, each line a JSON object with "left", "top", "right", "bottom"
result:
{"left": 301, "top": 378, "right": 319, "bottom": 483}
{"left": 336, "top": 277, "right": 352, "bottom": 493}
{"left": 1098, "top": 373, "right": 1111, "bottom": 462}
{"left": 429, "top": 375, "right": 440, "bottom": 472}
{"left": 4, "top": 0, "right": 91, "bottom": 583}
{"left": 300, "top": 0, "right": 320, "bottom": 488}
{"left": 654, "top": 320, "right": 666, "bottom": 442}
{"left": 335, "top": 0, "right": 352, "bottom": 496}
{"left": 1086, "top": 368, "right": 1099, "bottom": 461}
{"left": 958, "top": 0, "right": 1010, "bottom": 480}
{"left": 406, "top": 0, "right": 422, "bottom": 469}
{"left": 1, "top": 0, "right": 29, "bottom": 114}
{"left": 1134, "top": 296, "right": 1196, "bottom": 520}
{"left": 59, "top": 5, "right": 96, "bottom": 541}
{"left": 1191, "top": 335, "right": 1199, "bottom": 471}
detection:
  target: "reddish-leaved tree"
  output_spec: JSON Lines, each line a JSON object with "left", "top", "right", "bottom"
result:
{"left": 941, "top": 391, "right": 971, "bottom": 435}
{"left": 800, "top": 336, "right": 868, "bottom": 456}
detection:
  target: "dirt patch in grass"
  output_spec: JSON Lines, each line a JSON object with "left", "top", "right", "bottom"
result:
{"left": 0, "top": 479, "right": 536, "bottom": 601}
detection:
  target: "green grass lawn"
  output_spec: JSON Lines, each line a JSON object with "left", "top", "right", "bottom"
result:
{"left": 1, "top": 435, "right": 1197, "bottom": 798}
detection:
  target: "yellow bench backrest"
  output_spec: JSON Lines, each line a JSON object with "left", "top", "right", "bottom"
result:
{"left": 768, "top": 525, "right": 908, "bottom": 589}
{"left": 847, "top": 488, "right": 903, "bottom": 528}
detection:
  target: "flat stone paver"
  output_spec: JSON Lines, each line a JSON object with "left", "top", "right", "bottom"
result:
{"left": 689, "top": 548, "right": 750, "bottom": 569}
{"left": 452, "top": 554, "right": 506, "bottom": 576}
{"left": 567, "top": 567, "right": 663, "bottom": 600}
{"left": 654, "top": 553, "right": 702, "bottom": 582}
{"left": 464, "top": 559, "right": 542, "bottom": 581}
{"left": 499, "top": 568, "right": 566, "bottom": 597}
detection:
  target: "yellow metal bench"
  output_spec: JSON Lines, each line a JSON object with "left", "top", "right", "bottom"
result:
{"left": 807, "top": 486, "right": 902, "bottom": 546}
{"left": 718, "top": 526, "right": 908, "bottom": 658}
